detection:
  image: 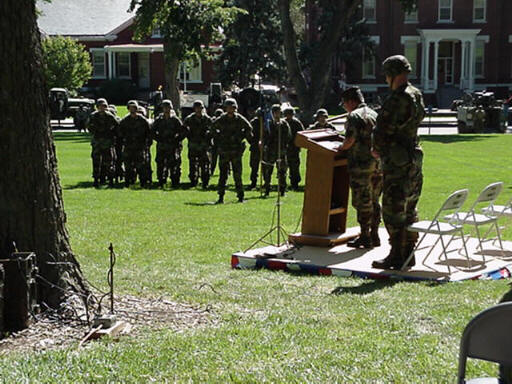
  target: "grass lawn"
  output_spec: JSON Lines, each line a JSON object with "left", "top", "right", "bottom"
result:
{"left": 1, "top": 133, "right": 512, "bottom": 383}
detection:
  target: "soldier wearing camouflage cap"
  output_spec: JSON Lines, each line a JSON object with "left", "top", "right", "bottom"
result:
{"left": 338, "top": 87, "right": 382, "bottom": 249}
{"left": 152, "top": 99, "right": 188, "bottom": 187}
{"left": 88, "top": 98, "right": 118, "bottom": 187}
{"left": 372, "top": 55, "right": 425, "bottom": 270}
{"left": 183, "top": 99, "right": 212, "bottom": 188}
{"left": 310, "top": 108, "right": 335, "bottom": 130}
{"left": 282, "top": 105, "right": 304, "bottom": 190}
{"left": 212, "top": 97, "right": 253, "bottom": 203}
{"left": 119, "top": 100, "right": 152, "bottom": 187}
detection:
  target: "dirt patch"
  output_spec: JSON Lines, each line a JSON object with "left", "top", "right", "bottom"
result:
{"left": 0, "top": 294, "right": 213, "bottom": 354}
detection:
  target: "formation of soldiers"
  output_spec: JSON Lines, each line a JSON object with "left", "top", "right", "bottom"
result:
{"left": 87, "top": 54, "right": 425, "bottom": 269}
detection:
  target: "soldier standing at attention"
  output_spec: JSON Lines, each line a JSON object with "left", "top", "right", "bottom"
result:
{"left": 184, "top": 100, "right": 212, "bottom": 188}
{"left": 210, "top": 108, "right": 224, "bottom": 174}
{"left": 262, "top": 104, "right": 292, "bottom": 197}
{"left": 119, "top": 100, "right": 152, "bottom": 188}
{"left": 283, "top": 106, "right": 304, "bottom": 191}
{"left": 371, "top": 55, "right": 425, "bottom": 270}
{"left": 108, "top": 105, "right": 124, "bottom": 184}
{"left": 248, "top": 108, "right": 262, "bottom": 190}
{"left": 338, "top": 87, "right": 382, "bottom": 249}
{"left": 152, "top": 100, "right": 187, "bottom": 188}
{"left": 310, "top": 108, "right": 336, "bottom": 130}
{"left": 88, "top": 98, "right": 118, "bottom": 187}
{"left": 212, "top": 98, "right": 253, "bottom": 204}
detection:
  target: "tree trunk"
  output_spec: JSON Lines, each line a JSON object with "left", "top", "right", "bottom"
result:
{"left": 0, "top": 0, "right": 88, "bottom": 308}
{"left": 163, "top": 39, "right": 182, "bottom": 114}
{"left": 278, "top": 0, "right": 361, "bottom": 125}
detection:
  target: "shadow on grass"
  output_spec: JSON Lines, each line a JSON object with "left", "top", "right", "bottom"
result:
{"left": 184, "top": 195, "right": 263, "bottom": 206}
{"left": 421, "top": 134, "right": 495, "bottom": 144}
{"left": 330, "top": 280, "right": 398, "bottom": 295}
{"left": 53, "top": 132, "right": 91, "bottom": 144}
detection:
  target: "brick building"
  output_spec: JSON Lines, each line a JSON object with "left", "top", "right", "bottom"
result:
{"left": 307, "top": 0, "right": 512, "bottom": 106}
{"left": 37, "top": 0, "right": 216, "bottom": 94}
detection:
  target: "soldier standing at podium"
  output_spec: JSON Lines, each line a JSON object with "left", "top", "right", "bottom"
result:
{"left": 338, "top": 87, "right": 382, "bottom": 249}
{"left": 371, "top": 55, "right": 425, "bottom": 270}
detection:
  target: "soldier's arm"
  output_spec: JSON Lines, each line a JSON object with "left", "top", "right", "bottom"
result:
{"left": 374, "top": 94, "right": 408, "bottom": 154}
{"left": 339, "top": 114, "right": 360, "bottom": 151}
{"left": 241, "top": 116, "right": 254, "bottom": 142}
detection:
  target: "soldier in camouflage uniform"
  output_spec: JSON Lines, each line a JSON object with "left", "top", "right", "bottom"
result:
{"left": 138, "top": 105, "right": 153, "bottom": 184}
{"left": 283, "top": 106, "right": 304, "bottom": 190}
{"left": 248, "top": 109, "right": 262, "bottom": 190}
{"left": 184, "top": 100, "right": 212, "bottom": 188}
{"left": 371, "top": 55, "right": 425, "bottom": 270}
{"left": 74, "top": 104, "right": 89, "bottom": 133}
{"left": 310, "top": 108, "right": 336, "bottom": 130}
{"left": 152, "top": 100, "right": 188, "bottom": 188}
{"left": 210, "top": 108, "right": 224, "bottom": 174}
{"left": 88, "top": 98, "right": 118, "bottom": 187}
{"left": 338, "top": 87, "right": 382, "bottom": 249}
{"left": 212, "top": 98, "right": 253, "bottom": 203}
{"left": 119, "top": 100, "right": 152, "bottom": 188}
{"left": 108, "top": 105, "right": 124, "bottom": 183}
{"left": 262, "top": 104, "right": 292, "bottom": 197}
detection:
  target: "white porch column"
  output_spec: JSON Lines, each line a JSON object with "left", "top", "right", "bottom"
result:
{"left": 423, "top": 40, "right": 430, "bottom": 90}
{"left": 107, "top": 50, "right": 113, "bottom": 80}
{"left": 468, "top": 39, "right": 476, "bottom": 91}
{"left": 433, "top": 40, "right": 440, "bottom": 91}
{"left": 459, "top": 40, "right": 466, "bottom": 89}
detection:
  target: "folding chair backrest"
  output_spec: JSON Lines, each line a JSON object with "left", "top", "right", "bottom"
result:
{"left": 440, "top": 189, "right": 469, "bottom": 212}
{"left": 475, "top": 182, "right": 504, "bottom": 205}
{"left": 457, "top": 302, "right": 512, "bottom": 384}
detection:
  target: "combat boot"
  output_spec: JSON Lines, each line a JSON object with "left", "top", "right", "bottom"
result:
{"left": 215, "top": 195, "right": 224, "bottom": 204}
{"left": 372, "top": 235, "right": 403, "bottom": 270}
{"left": 159, "top": 179, "right": 165, "bottom": 188}
{"left": 108, "top": 178, "right": 114, "bottom": 187}
{"left": 402, "top": 242, "right": 417, "bottom": 268}
{"left": 93, "top": 178, "right": 99, "bottom": 188}
{"left": 371, "top": 227, "right": 381, "bottom": 247}
{"left": 247, "top": 180, "right": 257, "bottom": 190}
{"left": 190, "top": 179, "right": 197, "bottom": 187}
{"left": 347, "top": 235, "right": 373, "bottom": 249}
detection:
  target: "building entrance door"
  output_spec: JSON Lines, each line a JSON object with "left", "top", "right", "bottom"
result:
{"left": 437, "top": 41, "right": 454, "bottom": 85}
{"left": 138, "top": 53, "right": 150, "bottom": 89}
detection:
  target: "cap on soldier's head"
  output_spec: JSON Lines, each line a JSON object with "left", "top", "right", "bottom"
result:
{"left": 214, "top": 108, "right": 224, "bottom": 116}
{"left": 341, "top": 86, "right": 364, "bottom": 103}
{"left": 193, "top": 100, "right": 204, "bottom": 108}
{"left": 96, "top": 98, "right": 108, "bottom": 107}
{"left": 315, "top": 108, "right": 328, "bottom": 118}
{"left": 382, "top": 55, "right": 412, "bottom": 77}
{"left": 224, "top": 98, "right": 238, "bottom": 108}
{"left": 161, "top": 99, "right": 173, "bottom": 108}
{"left": 271, "top": 104, "right": 282, "bottom": 113}
{"left": 137, "top": 106, "right": 145, "bottom": 114}
{"left": 127, "top": 100, "right": 139, "bottom": 108}
{"left": 283, "top": 105, "right": 295, "bottom": 115}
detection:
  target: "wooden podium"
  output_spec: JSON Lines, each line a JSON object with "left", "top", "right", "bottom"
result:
{"left": 288, "top": 129, "right": 357, "bottom": 247}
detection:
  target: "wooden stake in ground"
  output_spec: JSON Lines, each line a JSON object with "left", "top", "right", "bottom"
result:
{"left": 0, "top": 0, "right": 89, "bottom": 309}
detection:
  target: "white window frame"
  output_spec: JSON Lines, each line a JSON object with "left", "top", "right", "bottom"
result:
{"left": 473, "top": 0, "right": 486, "bottom": 23}
{"left": 404, "top": 7, "right": 418, "bottom": 24}
{"left": 151, "top": 27, "right": 162, "bottom": 38}
{"left": 90, "top": 48, "right": 106, "bottom": 79}
{"left": 179, "top": 61, "right": 203, "bottom": 83}
{"left": 363, "top": 0, "right": 376, "bottom": 23}
{"left": 116, "top": 52, "right": 131, "bottom": 79}
{"left": 474, "top": 37, "right": 488, "bottom": 79}
{"left": 438, "top": 0, "right": 453, "bottom": 23}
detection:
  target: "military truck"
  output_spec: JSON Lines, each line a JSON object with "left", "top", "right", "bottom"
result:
{"left": 455, "top": 91, "right": 507, "bottom": 133}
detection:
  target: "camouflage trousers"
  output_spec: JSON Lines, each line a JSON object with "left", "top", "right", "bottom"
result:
{"left": 218, "top": 151, "right": 244, "bottom": 199}
{"left": 124, "top": 147, "right": 150, "bottom": 185}
{"left": 91, "top": 145, "right": 115, "bottom": 181}
{"left": 114, "top": 144, "right": 124, "bottom": 180}
{"left": 349, "top": 168, "right": 382, "bottom": 233}
{"left": 382, "top": 152, "right": 423, "bottom": 248}
{"left": 249, "top": 146, "right": 260, "bottom": 185}
{"left": 210, "top": 145, "right": 218, "bottom": 174}
{"left": 188, "top": 148, "right": 211, "bottom": 186}
{"left": 286, "top": 150, "right": 301, "bottom": 188}
{"left": 263, "top": 153, "right": 287, "bottom": 192}
{"left": 156, "top": 145, "right": 182, "bottom": 185}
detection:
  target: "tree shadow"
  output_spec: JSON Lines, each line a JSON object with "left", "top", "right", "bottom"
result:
{"left": 421, "top": 134, "right": 496, "bottom": 144}
{"left": 330, "top": 280, "right": 399, "bottom": 295}
{"left": 53, "top": 132, "right": 91, "bottom": 144}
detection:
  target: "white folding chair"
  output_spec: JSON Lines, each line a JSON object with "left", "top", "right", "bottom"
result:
{"left": 445, "top": 182, "right": 504, "bottom": 253}
{"left": 482, "top": 195, "right": 512, "bottom": 217}
{"left": 401, "top": 189, "right": 471, "bottom": 272}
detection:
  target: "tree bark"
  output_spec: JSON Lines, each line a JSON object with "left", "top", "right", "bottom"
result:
{"left": 278, "top": 0, "right": 361, "bottom": 125}
{"left": 0, "top": 0, "right": 88, "bottom": 308}
{"left": 163, "top": 38, "right": 182, "bottom": 114}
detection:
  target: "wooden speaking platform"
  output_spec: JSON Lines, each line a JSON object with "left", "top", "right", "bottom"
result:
{"left": 288, "top": 129, "right": 357, "bottom": 247}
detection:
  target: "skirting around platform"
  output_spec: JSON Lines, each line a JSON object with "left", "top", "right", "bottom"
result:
{"left": 232, "top": 227, "right": 512, "bottom": 282}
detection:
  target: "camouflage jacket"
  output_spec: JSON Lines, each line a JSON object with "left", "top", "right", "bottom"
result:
{"left": 345, "top": 103, "right": 378, "bottom": 171}
{"left": 262, "top": 118, "right": 292, "bottom": 158}
{"left": 152, "top": 114, "right": 187, "bottom": 148}
{"left": 183, "top": 113, "right": 212, "bottom": 151}
{"left": 374, "top": 82, "right": 425, "bottom": 170}
{"left": 119, "top": 114, "right": 152, "bottom": 151}
{"left": 212, "top": 112, "right": 253, "bottom": 153}
{"left": 285, "top": 117, "right": 304, "bottom": 154}
{"left": 88, "top": 111, "right": 117, "bottom": 148}
{"left": 310, "top": 121, "right": 336, "bottom": 130}
{"left": 249, "top": 117, "right": 262, "bottom": 150}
